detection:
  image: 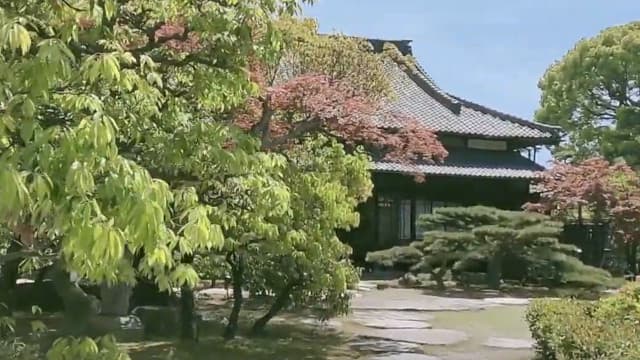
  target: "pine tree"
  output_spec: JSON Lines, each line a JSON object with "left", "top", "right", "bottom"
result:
{"left": 368, "top": 206, "right": 578, "bottom": 290}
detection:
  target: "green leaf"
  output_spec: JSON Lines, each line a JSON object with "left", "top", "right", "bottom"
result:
{"left": 20, "top": 116, "right": 35, "bottom": 142}
{"left": 30, "top": 319, "right": 47, "bottom": 333}
{"left": 31, "top": 305, "right": 42, "bottom": 316}
{"left": 2, "top": 22, "right": 31, "bottom": 55}
{"left": 104, "top": 0, "right": 117, "bottom": 19}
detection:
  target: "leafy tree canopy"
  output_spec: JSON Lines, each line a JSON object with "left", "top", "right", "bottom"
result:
{"left": 536, "top": 21, "right": 640, "bottom": 165}
{"left": 0, "top": 0, "right": 309, "bottom": 287}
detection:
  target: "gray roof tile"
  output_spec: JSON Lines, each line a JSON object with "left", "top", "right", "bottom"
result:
{"left": 381, "top": 59, "right": 560, "bottom": 140}
{"left": 373, "top": 149, "right": 543, "bottom": 179}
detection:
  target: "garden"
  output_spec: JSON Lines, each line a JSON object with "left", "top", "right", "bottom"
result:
{"left": 1, "top": 0, "right": 640, "bottom": 359}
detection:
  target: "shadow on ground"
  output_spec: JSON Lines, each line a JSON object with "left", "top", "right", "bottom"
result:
{"left": 125, "top": 320, "right": 353, "bottom": 360}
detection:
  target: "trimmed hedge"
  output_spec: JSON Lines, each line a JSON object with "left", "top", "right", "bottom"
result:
{"left": 527, "top": 283, "right": 640, "bottom": 359}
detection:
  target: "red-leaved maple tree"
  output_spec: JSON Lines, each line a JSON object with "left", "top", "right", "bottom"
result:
{"left": 157, "top": 22, "right": 448, "bottom": 177}
{"left": 234, "top": 72, "right": 447, "bottom": 176}
{"left": 526, "top": 157, "right": 640, "bottom": 274}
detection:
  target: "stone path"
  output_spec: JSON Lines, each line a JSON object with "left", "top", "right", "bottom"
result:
{"left": 370, "top": 354, "right": 442, "bottom": 360}
{"left": 342, "top": 286, "right": 534, "bottom": 360}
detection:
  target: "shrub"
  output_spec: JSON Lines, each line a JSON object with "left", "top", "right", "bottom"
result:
{"left": 366, "top": 245, "right": 423, "bottom": 270}
{"left": 595, "top": 282, "right": 640, "bottom": 325}
{"left": 366, "top": 206, "right": 607, "bottom": 290}
{"left": 527, "top": 284, "right": 640, "bottom": 359}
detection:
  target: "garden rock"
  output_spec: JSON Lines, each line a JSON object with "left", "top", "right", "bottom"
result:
{"left": 399, "top": 273, "right": 419, "bottom": 287}
{"left": 131, "top": 306, "right": 179, "bottom": 338}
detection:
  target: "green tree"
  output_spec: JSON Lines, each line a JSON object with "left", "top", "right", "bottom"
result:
{"left": 1, "top": 0, "right": 309, "bottom": 348}
{"left": 209, "top": 20, "right": 446, "bottom": 338}
{"left": 536, "top": 21, "right": 640, "bottom": 165}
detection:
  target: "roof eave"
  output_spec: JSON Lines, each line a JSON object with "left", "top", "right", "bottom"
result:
{"left": 372, "top": 168, "right": 538, "bottom": 180}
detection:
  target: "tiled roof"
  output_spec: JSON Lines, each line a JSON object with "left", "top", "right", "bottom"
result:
{"left": 383, "top": 60, "right": 559, "bottom": 140}
{"left": 365, "top": 39, "right": 561, "bottom": 142}
{"left": 373, "top": 149, "right": 544, "bottom": 179}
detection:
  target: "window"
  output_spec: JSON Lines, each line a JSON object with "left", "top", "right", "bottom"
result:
{"left": 415, "top": 199, "right": 432, "bottom": 238}
{"left": 467, "top": 138, "right": 508, "bottom": 151}
{"left": 377, "top": 195, "right": 393, "bottom": 208}
{"left": 398, "top": 199, "right": 412, "bottom": 240}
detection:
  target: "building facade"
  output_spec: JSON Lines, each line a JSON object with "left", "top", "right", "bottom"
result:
{"left": 345, "top": 40, "right": 561, "bottom": 262}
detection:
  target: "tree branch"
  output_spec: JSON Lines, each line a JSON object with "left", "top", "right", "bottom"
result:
{"left": 250, "top": 96, "right": 273, "bottom": 143}
{"left": 61, "top": 0, "right": 87, "bottom": 11}
{"left": 262, "top": 118, "right": 322, "bottom": 150}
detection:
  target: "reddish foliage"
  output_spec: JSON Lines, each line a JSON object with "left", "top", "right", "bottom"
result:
{"left": 234, "top": 73, "right": 447, "bottom": 169}
{"left": 525, "top": 158, "right": 623, "bottom": 220}
{"left": 526, "top": 157, "right": 640, "bottom": 245}
{"left": 155, "top": 22, "right": 202, "bottom": 52}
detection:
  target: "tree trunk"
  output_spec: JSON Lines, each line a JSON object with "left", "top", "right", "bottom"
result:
{"left": 224, "top": 254, "right": 244, "bottom": 340}
{"left": 486, "top": 253, "right": 503, "bottom": 290}
{"left": 0, "top": 239, "right": 21, "bottom": 315}
{"left": 626, "top": 242, "right": 638, "bottom": 280}
{"left": 251, "top": 282, "right": 296, "bottom": 334}
{"left": 180, "top": 285, "right": 196, "bottom": 340}
{"left": 432, "top": 267, "right": 447, "bottom": 290}
{"left": 179, "top": 254, "right": 197, "bottom": 341}
{"left": 99, "top": 283, "right": 132, "bottom": 316}
{"left": 49, "top": 263, "right": 101, "bottom": 336}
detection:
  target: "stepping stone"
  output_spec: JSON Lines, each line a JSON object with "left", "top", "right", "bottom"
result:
{"left": 349, "top": 336, "right": 424, "bottom": 354}
{"left": 483, "top": 297, "right": 530, "bottom": 306}
{"left": 352, "top": 310, "right": 434, "bottom": 323}
{"left": 484, "top": 337, "right": 534, "bottom": 349}
{"left": 359, "top": 319, "right": 431, "bottom": 329}
{"left": 369, "top": 354, "right": 442, "bottom": 360}
{"left": 362, "top": 328, "right": 469, "bottom": 346}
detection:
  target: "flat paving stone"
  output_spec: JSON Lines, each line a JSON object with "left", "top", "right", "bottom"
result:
{"left": 369, "top": 354, "right": 442, "bottom": 360}
{"left": 352, "top": 310, "right": 434, "bottom": 322}
{"left": 362, "top": 328, "right": 469, "bottom": 346}
{"left": 359, "top": 319, "right": 431, "bottom": 329}
{"left": 349, "top": 336, "right": 424, "bottom": 354}
{"left": 483, "top": 337, "right": 534, "bottom": 349}
{"left": 483, "top": 297, "right": 530, "bottom": 306}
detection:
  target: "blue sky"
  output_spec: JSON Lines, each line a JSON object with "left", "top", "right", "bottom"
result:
{"left": 303, "top": 0, "right": 640, "bottom": 165}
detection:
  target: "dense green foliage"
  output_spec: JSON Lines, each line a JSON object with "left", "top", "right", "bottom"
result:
{"left": 0, "top": 0, "right": 338, "bottom": 350}
{"left": 527, "top": 283, "right": 640, "bottom": 359}
{"left": 367, "top": 206, "right": 609, "bottom": 289}
{"left": 536, "top": 21, "right": 640, "bottom": 166}
{"left": 2, "top": 0, "right": 445, "bottom": 345}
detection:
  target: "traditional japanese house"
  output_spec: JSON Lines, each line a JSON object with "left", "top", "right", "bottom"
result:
{"left": 346, "top": 39, "right": 562, "bottom": 262}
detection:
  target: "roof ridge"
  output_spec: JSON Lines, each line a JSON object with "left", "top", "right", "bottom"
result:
{"left": 410, "top": 61, "right": 461, "bottom": 113}
{"left": 448, "top": 94, "right": 563, "bottom": 134}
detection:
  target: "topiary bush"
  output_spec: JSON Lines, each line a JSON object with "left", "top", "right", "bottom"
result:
{"left": 527, "top": 283, "right": 640, "bottom": 359}
{"left": 366, "top": 206, "right": 609, "bottom": 290}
